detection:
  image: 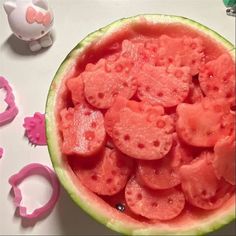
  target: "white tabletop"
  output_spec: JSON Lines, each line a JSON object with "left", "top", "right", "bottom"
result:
{"left": 0, "top": 0, "right": 235, "bottom": 235}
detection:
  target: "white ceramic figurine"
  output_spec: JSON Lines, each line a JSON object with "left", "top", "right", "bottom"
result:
{"left": 3, "top": 0, "right": 54, "bottom": 52}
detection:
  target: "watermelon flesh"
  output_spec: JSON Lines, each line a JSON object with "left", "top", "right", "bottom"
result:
{"left": 199, "top": 53, "right": 235, "bottom": 105}
{"left": 179, "top": 152, "right": 234, "bottom": 210}
{"left": 54, "top": 19, "right": 235, "bottom": 227}
{"left": 59, "top": 104, "right": 106, "bottom": 156}
{"left": 69, "top": 148, "right": 134, "bottom": 196}
{"left": 176, "top": 98, "right": 235, "bottom": 147}
{"left": 213, "top": 135, "right": 235, "bottom": 185}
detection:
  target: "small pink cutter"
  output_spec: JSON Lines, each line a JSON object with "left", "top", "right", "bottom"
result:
{"left": 0, "top": 76, "right": 18, "bottom": 126}
{"left": 0, "top": 147, "right": 3, "bottom": 159}
{"left": 9, "top": 163, "right": 60, "bottom": 219}
{"left": 23, "top": 112, "right": 47, "bottom": 146}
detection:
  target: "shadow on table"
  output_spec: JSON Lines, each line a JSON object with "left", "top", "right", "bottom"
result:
{"left": 209, "top": 221, "right": 236, "bottom": 236}
{"left": 56, "top": 188, "right": 118, "bottom": 235}
{"left": 1, "top": 30, "right": 56, "bottom": 56}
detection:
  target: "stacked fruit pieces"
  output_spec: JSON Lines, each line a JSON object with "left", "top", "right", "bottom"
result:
{"left": 59, "top": 35, "right": 235, "bottom": 221}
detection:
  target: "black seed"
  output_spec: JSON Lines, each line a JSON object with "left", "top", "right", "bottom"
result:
{"left": 115, "top": 203, "right": 125, "bottom": 212}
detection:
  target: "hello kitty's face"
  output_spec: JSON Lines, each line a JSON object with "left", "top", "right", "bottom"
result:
{"left": 3, "top": 0, "right": 54, "bottom": 41}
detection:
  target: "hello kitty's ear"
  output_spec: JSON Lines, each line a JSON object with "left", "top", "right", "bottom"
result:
{"left": 3, "top": 1, "right": 16, "bottom": 15}
{"left": 32, "top": 0, "right": 48, "bottom": 10}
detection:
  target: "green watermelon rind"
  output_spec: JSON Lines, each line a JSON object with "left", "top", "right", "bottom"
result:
{"left": 46, "top": 14, "right": 235, "bottom": 236}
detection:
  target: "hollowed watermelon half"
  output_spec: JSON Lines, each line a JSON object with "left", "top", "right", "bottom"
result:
{"left": 46, "top": 15, "right": 235, "bottom": 235}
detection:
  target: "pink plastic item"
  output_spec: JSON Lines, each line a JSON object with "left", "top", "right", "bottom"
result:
{"left": 9, "top": 163, "right": 60, "bottom": 220}
{"left": 0, "top": 76, "right": 18, "bottom": 126}
{"left": 0, "top": 147, "right": 3, "bottom": 159}
{"left": 23, "top": 112, "right": 47, "bottom": 145}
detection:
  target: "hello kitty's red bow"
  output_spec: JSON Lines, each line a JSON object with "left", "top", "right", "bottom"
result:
{"left": 26, "top": 7, "right": 51, "bottom": 27}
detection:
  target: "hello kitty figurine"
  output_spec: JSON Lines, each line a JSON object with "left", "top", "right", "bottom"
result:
{"left": 3, "top": 0, "right": 54, "bottom": 52}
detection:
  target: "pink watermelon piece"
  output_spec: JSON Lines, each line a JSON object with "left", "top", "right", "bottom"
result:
{"left": 125, "top": 176, "right": 186, "bottom": 220}
{"left": 83, "top": 58, "right": 137, "bottom": 109}
{"left": 104, "top": 96, "right": 164, "bottom": 137}
{"left": 120, "top": 38, "right": 158, "bottom": 65}
{"left": 199, "top": 53, "right": 235, "bottom": 105}
{"left": 137, "top": 64, "right": 191, "bottom": 107}
{"left": 156, "top": 35, "right": 205, "bottom": 75}
{"left": 71, "top": 148, "right": 134, "bottom": 196}
{"left": 112, "top": 107, "right": 173, "bottom": 160}
{"left": 59, "top": 104, "right": 106, "bottom": 156}
{"left": 67, "top": 75, "right": 85, "bottom": 105}
{"left": 179, "top": 151, "right": 234, "bottom": 210}
{"left": 213, "top": 135, "right": 235, "bottom": 185}
{"left": 176, "top": 98, "right": 235, "bottom": 147}
{"left": 137, "top": 134, "right": 193, "bottom": 190}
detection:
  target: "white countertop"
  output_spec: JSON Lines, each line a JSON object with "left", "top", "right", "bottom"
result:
{"left": 0, "top": 0, "right": 235, "bottom": 235}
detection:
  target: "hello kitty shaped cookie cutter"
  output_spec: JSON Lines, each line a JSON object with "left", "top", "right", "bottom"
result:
{"left": 3, "top": 0, "right": 54, "bottom": 52}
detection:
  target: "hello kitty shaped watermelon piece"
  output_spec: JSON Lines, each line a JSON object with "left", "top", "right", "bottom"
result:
{"left": 3, "top": 0, "right": 54, "bottom": 52}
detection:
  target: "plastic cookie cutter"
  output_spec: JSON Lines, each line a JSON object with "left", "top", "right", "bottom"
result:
{"left": 0, "top": 147, "right": 3, "bottom": 159}
{"left": 223, "top": 0, "right": 236, "bottom": 16}
{"left": 0, "top": 76, "right": 18, "bottom": 126}
{"left": 9, "top": 163, "right": 60, "bottom": 220}
{"left": 23, "top": 112, "right": 47, "bottom": 146}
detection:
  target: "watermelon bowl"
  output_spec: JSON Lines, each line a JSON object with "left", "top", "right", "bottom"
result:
{"left": 46, "top": 15, "right": 235, "bottom": 235}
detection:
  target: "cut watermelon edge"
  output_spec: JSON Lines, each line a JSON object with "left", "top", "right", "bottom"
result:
{"left": 46, "top": 14, "right": 235, "bottom": 235}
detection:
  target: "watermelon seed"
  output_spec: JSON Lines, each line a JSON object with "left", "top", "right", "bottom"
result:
{"left": 84, "top": 131, "right": 95, "bottom": 141}
{"left": 156, "top": 120, "right": 166, "bottom": 128}
{"left": 190, "top": 43, "right": 197, "bottom": 49}
{"left": 175, "top": 70, "right": 183, "bottom": 78}
{"left": 226, "top": 92, "right": 232, "bottom": 98}
{"left": 168, "top": 198, "right": 173, "bottom": 204}
{"left": 115, "top": 64, "right": 123, "bottom": 72}
{"left": 208, "top": 73, "right": 213, "bottom": 78}
{"left": 153, "top": 140, "right": 160, "bottom": 147}
{"left": 201, "top": 190, "right": 207, "bottom": 196}
{"left": 98, "top": 93, "right": 105, "bottom": 99}
{"left": 157, "top": 92, "right": 163, "bottom": 97}
{"left": 106, "top": 178, "right": 113, "bottom": 184}
{"left": 91, "top": 122, "right": 97, "bottom": 128}
{"left": 91, "top": 174, "right": 98, "bottom": 181}
{"left": 88, "top": 96, "right": 94, "bottom": 101}
{"left": 213, "top": 86, "right": 219, "bottom": 92}
{"left": 115, "top": 203, "right": 125, "bottom": 212}
{"left": 206, "top": 130, "right": 212, "bottom": 136}
{"left": 145, "top": 86, "right": 150, "bottom": 92}
{"left": 151, "top": 202, "right": 158, "bottom": 207}
{"left": 168, "top": 57, "right": 173, "bottom": 63}
{"left": 136, "top": 193, "right": 142, "bottom": 200}
{"left": 124, "top": 134, "right": 130, "bottom": 141}
{"left": 123, "top": 82, "right": 128, "bottom": 87}
{"left": 137, "top": 143, "right": 145, "bottom": 149}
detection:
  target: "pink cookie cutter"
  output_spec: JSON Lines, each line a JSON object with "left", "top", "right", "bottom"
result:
{"left": 0, "top": 147, "right": 3, "bottom": 159}
{"left": 0, "top": 76, "right": 18, "bottom": 126}
{"left": 23, "top": 112, "right": 47, "bottom": 146}
{"left": 9, "top": 163, "right": 60, "bottom": 219}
